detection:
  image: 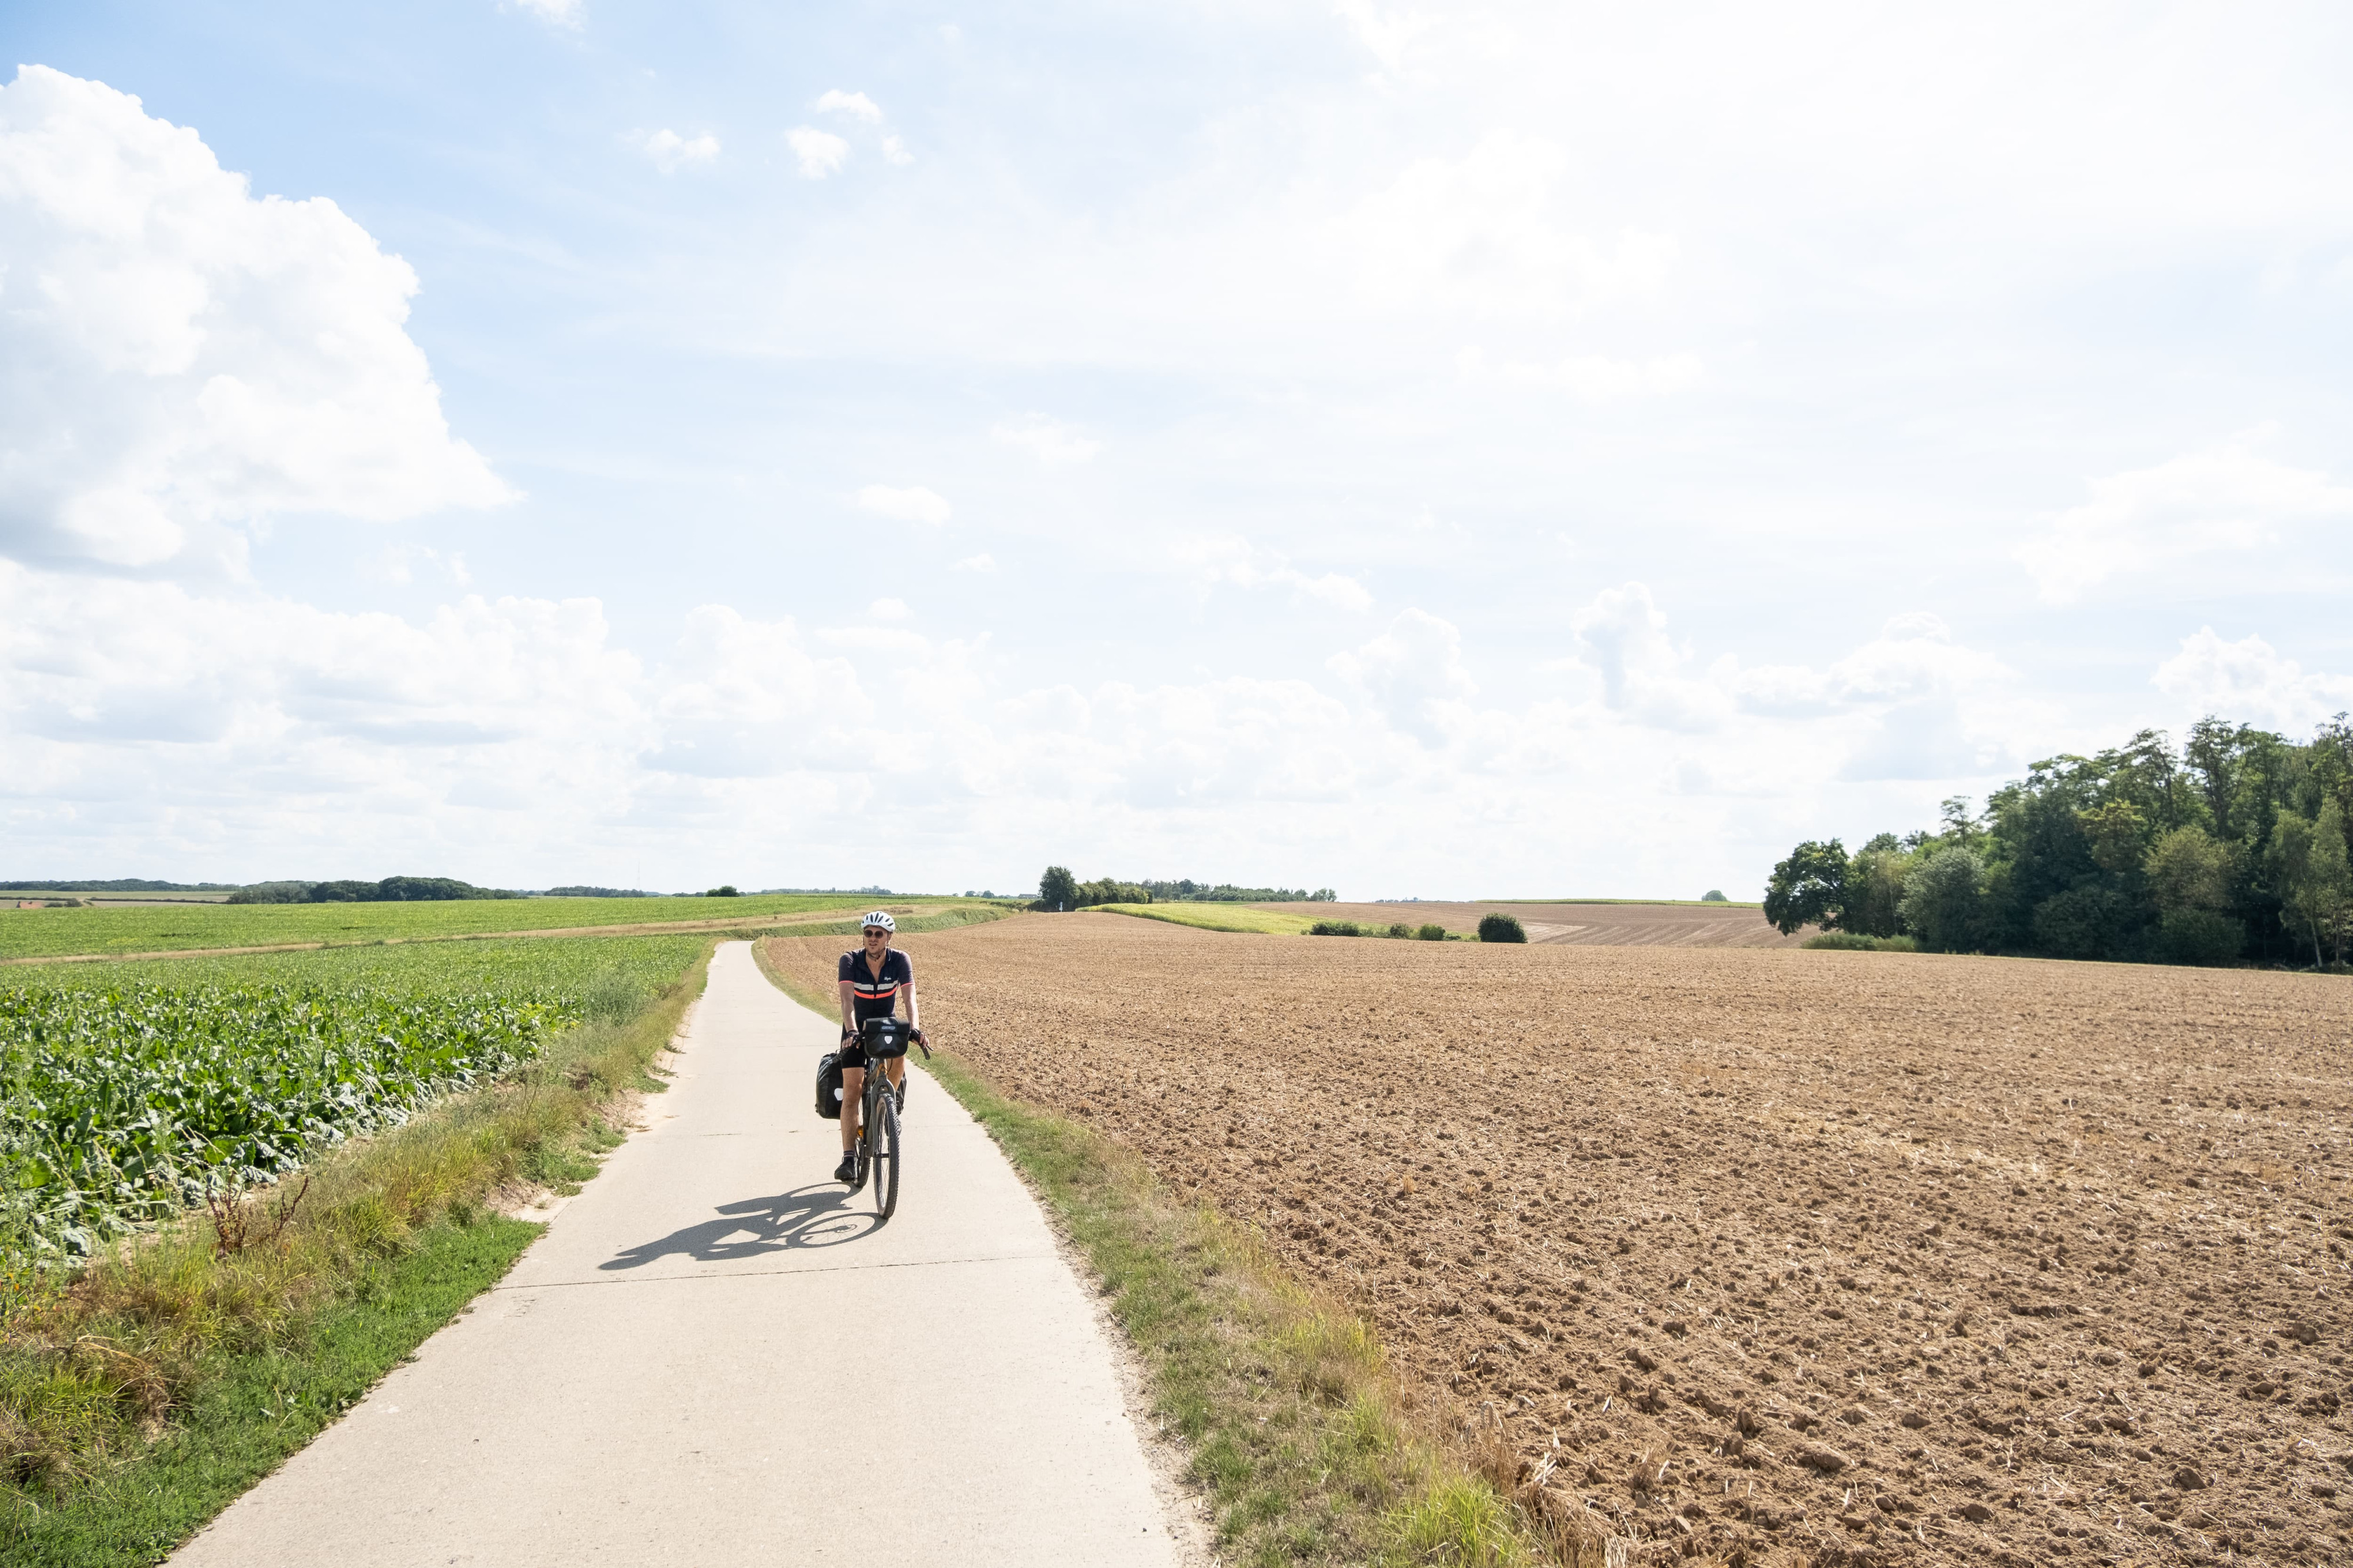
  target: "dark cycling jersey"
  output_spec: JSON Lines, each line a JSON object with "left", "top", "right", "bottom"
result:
{"left": 839, "top": 947, "right": 913, "bottom": 1025}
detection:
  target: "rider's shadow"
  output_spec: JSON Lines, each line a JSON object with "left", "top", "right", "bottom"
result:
{"left": 599, "top": 1186, "right": 879, "bottom": 1271}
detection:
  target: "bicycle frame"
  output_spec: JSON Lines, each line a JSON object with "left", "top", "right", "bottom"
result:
{"left": 846, "top": 1017, "right": 928, "bottom": 1220}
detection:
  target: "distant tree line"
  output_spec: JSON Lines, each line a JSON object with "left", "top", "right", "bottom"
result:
{"left": 1764, "top": 716, "right": 2353, "bottom": 968}
{"left": 1028, "top": 866, "right": 1338, "bottom": 910}
{"left": 0, "top": 879, "right": 239, "bottom": 892}
{"left": 1139, "top": 878, "right": 1335, "bottom": 903}
{"left": 227, "top": 876, "right": 524, "bottom": 905}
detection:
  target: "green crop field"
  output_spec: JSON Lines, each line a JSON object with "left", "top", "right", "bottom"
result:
{"left": 1089, "top": 903, "right": 1322, "bottom": 936}
{"left": 0, "top": 891, "right": 962, "bottom": 962}
{"left": 0, "top": 935, "right": 711, "bottom": 1260}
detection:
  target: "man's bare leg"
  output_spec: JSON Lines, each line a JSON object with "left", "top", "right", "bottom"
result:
{"left": 838, "top": 1064, "right": 864, "bottom": 1172}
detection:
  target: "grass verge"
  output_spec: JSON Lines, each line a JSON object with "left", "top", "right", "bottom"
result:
{"left": 750, "top": 939, "right": 1617, "bottom": 1568}
{"left": 0, "top": 942, "right": 716, "bottom": 1565}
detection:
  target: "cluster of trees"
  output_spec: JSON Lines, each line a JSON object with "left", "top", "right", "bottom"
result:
{"left": 1138, "top": 879, "right": 1338, "bottom": 903}
{"left": 1030, "top": 868, "right": 1150, "bottom": 910}
{"left": 1029, "top": 868, "right": 1339, "bottom": 910}
{"left": 228, "top": 876, "right": 524, "bottom": 905}
{"left": 1764, "top": 718, "right": 2353, "bottom": 968}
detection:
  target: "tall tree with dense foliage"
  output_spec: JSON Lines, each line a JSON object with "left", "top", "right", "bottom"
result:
{"left": 2273, "top": 799, "right": 2352, "bottom": 967}
{"left": 1037, "top": 865, "right": 1079, "bottom": 911}
{"left": 1763, "top": 840, "right": 1849, "bottom": 935}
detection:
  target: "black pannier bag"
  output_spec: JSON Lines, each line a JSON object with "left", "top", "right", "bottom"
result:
{"left": 815, "top": 1051, "right": 844, "bottom": 1121}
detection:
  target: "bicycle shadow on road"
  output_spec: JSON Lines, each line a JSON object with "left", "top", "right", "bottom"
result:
{"left": 598, "top": 1186, "right": 881, "bottom": 1270}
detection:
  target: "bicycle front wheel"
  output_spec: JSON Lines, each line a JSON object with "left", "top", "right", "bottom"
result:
{"left": 870, "top": 1092, "right": 900, "bottom": 1219}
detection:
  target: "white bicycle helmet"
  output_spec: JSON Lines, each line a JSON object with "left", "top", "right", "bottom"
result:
{"left": 861, "top": 910, "right": 896, "bottom": 932}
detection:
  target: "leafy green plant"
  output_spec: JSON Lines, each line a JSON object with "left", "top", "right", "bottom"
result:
{"left": 1417, "top": 924, "right": 1447, "bottom": 942}
{"left": 0, "top": 936, "right": 710, "bottom": 1262}
{"left": 1308, "top": 920, "right": 1362, "bottom": 937}
{"left": 1476, "top": 914, "right": 1526, "bottom": 943}
{"left": 0, "top": 983, "right": 558, "bottom": 1259}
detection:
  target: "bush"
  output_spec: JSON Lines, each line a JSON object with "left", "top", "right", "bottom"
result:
{"left": 1476, "top": 914, "right": 1526, "bottom": 943}
{"left": 1802, "top": 932, "right": 1919, "bottom": 952}
{"left": 1701, "top": 889, "right": 1727, "bottom": 902}
{"left": 705, "top": 885, "right": 739, "bottom": 898}
{"left": 2155, "top": 908, "right": 2244, "bottom": 967}
{"left": 1308, "top": 920, "right": 1362, "bottom": 936}
{"left": 1417, "top": 924, "right": 1447, "bottom": 942}
{"left": 1385, "top": 922, "right": 1413, "bottom": 938}
{"left": 1898, "top": 847, "right": 1985, "bottom": 953}
{"left": 2031, "top": 885, "right": 2137, "bottom": 961}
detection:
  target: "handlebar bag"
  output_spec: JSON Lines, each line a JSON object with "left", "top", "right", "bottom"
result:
{"left": 861, "top": 1018, "right": 911, "bottom": 1060}
{"left": 815, "top": 1051, "right": 845, "bottom": 1121}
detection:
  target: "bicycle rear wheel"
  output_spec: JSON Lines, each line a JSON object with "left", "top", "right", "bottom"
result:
{"left": 870, "top": 1092, "right": 900, "bottom": 1219}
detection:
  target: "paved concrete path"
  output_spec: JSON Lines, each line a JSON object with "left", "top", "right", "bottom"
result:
{"left": 174, "top": 942, "right": 1179, "bottom": 1567}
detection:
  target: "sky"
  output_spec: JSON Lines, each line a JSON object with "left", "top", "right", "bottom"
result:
{"left": 2, "top": 1, "right": 2350, "bottom": 898}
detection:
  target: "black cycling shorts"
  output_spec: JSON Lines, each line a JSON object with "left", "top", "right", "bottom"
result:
{"left": 837, "top": 1034, "right": 909, "bottom": 1072}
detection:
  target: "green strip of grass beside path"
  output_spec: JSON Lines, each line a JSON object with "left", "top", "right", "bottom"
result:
{"left": 6, "top": 1217, "right": 540, "bottom": 1567}
{"left": 752, "top": 942, "right": 1597, "bottom": 1568}
{"left": 1, "top": 943, "right": 718, "bottom": 1564}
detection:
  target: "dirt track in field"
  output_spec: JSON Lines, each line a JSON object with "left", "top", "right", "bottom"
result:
{"left": 1259, "top": 900, "right": 1805, "bottom": 948}
{"left": 765, "top": 915, "right": 2353, "bottom": 1568}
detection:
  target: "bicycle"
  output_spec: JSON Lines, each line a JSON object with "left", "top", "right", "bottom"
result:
{"left": 846, "top": 1016, "right": 929, "bottom": 1219}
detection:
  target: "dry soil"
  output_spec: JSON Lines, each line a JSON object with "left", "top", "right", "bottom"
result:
{"left": 1259, "top": 900, "right": 1805, "bottom": 947}
{"left": 766, "top": 915, "right": 2353, "bottom": 1568}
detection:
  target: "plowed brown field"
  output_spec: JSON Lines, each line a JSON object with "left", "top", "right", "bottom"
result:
{"left": 1259, "top": 900, "right": 1804, "bottom": 947}
{"left": 765, "top": 915, "right": 2353, "bottom": 1567}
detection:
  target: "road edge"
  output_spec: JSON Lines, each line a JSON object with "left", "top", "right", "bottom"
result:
{"left": 749, "top": 934, "right": 1584, "bottom": 1567}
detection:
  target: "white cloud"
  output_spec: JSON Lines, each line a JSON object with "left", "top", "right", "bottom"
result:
{"left": 2153, "top": 628, "right": 2353, "bottom": 733}
{"left": 805, "top": 91, "right": 909, "bottom": 166}
{"left": 1172, "top": 536, "right": 1373, "bottom": 613}
{"left": 991, "top": 413, "right": 1101, "bottom": 466}
{"left": 635, "top": 128, "right": 719, "bottom": 174}
{"left": 1331, "top": 0, "right": 1435, "bottom": 75}
{"left": 869, "top": 597, "right": 910, "bottom": 622}
{"left": 1564, "top": 582, "right": 1731, "bottom": 732}
{"left": 512, "top": 0, "right": 581, "bottom": 27}
{"left": 1343, "top": 131, "right": 1678, "bottom": 322}
{"left": 366, "top": 545, "right": 472, "bottom": 588}
{"left": 952, "top": 553, "right": 997, "bottom": 573}
{"left": 2017, "top": 435, "right": 2353, "bottom": 603}
{"left": 813, "top": 91, "right": 883, "bottom": 124}
{"left": 1328, "top": 608, "right": 1477, "bottom": 746}
{"left": 0, "top": 67, "right": 515, "bottom": 571}
{"left": 786, "top": 126, "right": 849, "bottom": 179}
{"left": 854, "top": 484, "right": 952, "bottom": 524}
{"left": 1457, "top": 347, "right": 1704, "bottom": 402}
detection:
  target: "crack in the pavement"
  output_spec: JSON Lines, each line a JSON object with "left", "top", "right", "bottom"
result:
{"left": 497, "top": 1250, "right": 1055, "bottom": 1289}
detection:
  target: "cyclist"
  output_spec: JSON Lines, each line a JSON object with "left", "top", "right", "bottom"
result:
{"left": 834, "top": 911, "right": 924, "bottom": 1183}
